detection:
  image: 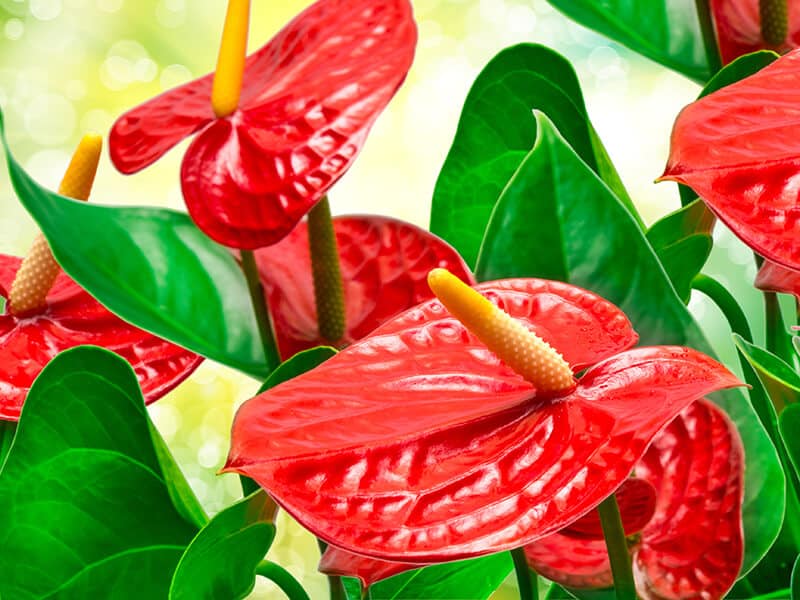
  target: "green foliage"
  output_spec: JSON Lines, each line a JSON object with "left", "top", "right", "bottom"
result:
{"left": 258, "top": 346, "right": 337, "bottom": 394}
{"left": 430, "top": 43, "right": 639, "bottom": 268}
{"left": 544, "top": 0, "right": 710, "bottom": 82}
{"left": 735, "top": 335, "right": 800, "bottom": 413}
{"left": 170, "top": 491, "right": 276, "bottom": 600}
{"left": 780, "top": 405, "right": 800, "bottom": 487}
{"left": 0, "top": 108, "right": 270, "bottom": 379}
{"left": 646, "top": 199, "right": 714, "bottom": 302}
{"left": 474, "top": 111, "right": 783, "bottom": 576}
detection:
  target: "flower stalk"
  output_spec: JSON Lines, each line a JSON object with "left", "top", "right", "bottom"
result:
{"left": 511, "top": 548, "right": 538, "bottom": 600}
{"left": 8, "top": 134, "right": 101, "bottom": 316}
{"left": 597, "top": 493, "right": 637, "bottom": 600}
{"left": 308, "top": 196, "right": 347, "bottom": 345}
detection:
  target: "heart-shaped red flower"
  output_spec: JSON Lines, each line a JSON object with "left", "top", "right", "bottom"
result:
{"left": 662, "top": 49, "right": 800, "bottom": 270}
{"left": 525, "top": 398, "right": 744, "bottom": 600}
{"left": 109, "top": 0, "right": 417, "bottom": 249}
{"left": 0, "top": 255, "right": 202, "bottom": 421}
{"left": 251, "top": 215, "right": 473, "bottom": 358}
{"left": 225, "top": 278, "right": 740, "bottom": 561}
{"left": 711, "top": 0, "right": 800, "bottom": 64}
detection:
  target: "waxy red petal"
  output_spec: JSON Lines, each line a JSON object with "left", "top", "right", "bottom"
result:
{"left": 319, "top": 546, "right": 420, "bottom": 587}
{"left": 663, "top": 50, "right": 800, "bottom": 269}
{"left": 525, "top": 400, "right": 744, "bottom": 599}
{"left": 0, "top": 254, "right": 202, "bottom": 421}
{"left": 252, "top": 215, "right": 474, "bottom": 358}
{"left": 112, "top": 0, "right": 417, "bottom": 249}
{"left": 755, "top": 258, "right": 800, "bottom": 298}
{"left": 226, "top": 278, "right": 739, "bottom": 561}
{"left": 711, "top": 0, "right": 800, "bottom": 64}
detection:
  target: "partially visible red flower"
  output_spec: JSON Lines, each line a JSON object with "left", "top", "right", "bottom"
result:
{"left": 755, "top": 258, "right": 800, "bottom": 298}
{"left": 225, "top": 275, "right": 740, "bottom": 561}
{"left": 109, "top": 0, "right": 417, "bottom": 249}
{"left": 251, "top": 215, "right": 473, "bottom": 358}
{"left": 525, "top": 399, "right": 744, "bottom": 600}
{"left": 662, "top": 49, "right": 800, "bottom": 270}
{"left": 0, "top": 256, "right": 202, "bottom": 421}
{"left": 711, "top": 0, "right": 800, "bottom": 64}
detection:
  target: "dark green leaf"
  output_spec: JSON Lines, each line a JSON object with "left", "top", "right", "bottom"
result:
{"left": 254, "top": 561, "right": 311, "bottom": 600}
{"left": 781, "top": 405, "right": 800, "bottom": 486}
{"left": 0, "top": 346, "right": 198, "bottom": 599}
{"left": 545, "top": 585, "right": 615, "bottom": 600}
{"left": 257, "top": 346, "right": 337, "bottom": 394}
{"left": 793, "top": 554, "right": 800, "bottom": 599}
{"left": 430, "top": 43, "right": 639, "bottom": 268}
{"left": 342, "top": 577, "right": 362, "bottom": 600}
{"left": 474, "top": 111, "right": 783, "bottom": 576}
{"left": 170, "top": 491, "right": 277, "bottom": 600}
{"left": 544, "top": 0, "right": 709, "bottom": 82}
{"left": 368, "top": 553, "right": 512, "bottom": 600}
{"left": 0, "top": 108, "right": 269, "bottom": 379}
{"left": 647, "top": 199, "right": 714, "bottom": 302}
{"left": 735, "top": 335, "right": 800, "bottom": 413}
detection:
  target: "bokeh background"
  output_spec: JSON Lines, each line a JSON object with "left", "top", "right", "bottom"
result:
{"left": 0, "top": 0, "right": 781, "bottom": 597}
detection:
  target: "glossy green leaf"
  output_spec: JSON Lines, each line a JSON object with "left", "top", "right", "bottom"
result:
{"left": 367, "top": 553, "right": 512, "bottom": 600}
{"left": 170, "top": 490, "right": 276, "bottom": 600}
{"left": 255, "top": 561, "right": 311, "bottom": 600}
{"left": 475, "top": 111, "right": 783, "bottom": 576}
{"left": 735, "top": 335, "right": 800, "bottom": 414}
{"left": 430, "top": 43, "right": 639, "bottom": 268}
{"left": 647, "top": 199, "right": 714, "bottom": 302}
{"left": 679, "top": 51, "right": 779, "bottom": 205}
{"left": 257, "top": 346, "right": 337, "bottom": 394}
{"left": 0, "top": 346, "right": 198, "bottom": 599}
{"left": 545, "top": 585, "right": 615, "bottom": 600}
{"left": 793, "top": 554, "right": 800, "bottom": 599}
{"left": 781, "top": 405, "right": 800, "bottom": 485}
{"left": 544, "top": 0, "right": 709, "bottom": 82}
{"left": 0, "top": 108, "right": 269, "bottom": 379}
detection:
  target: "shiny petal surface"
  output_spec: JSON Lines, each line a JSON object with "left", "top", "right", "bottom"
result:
{"left": 226, "top": 278, "right": 739, "bottom": 560}
{"left": 253, "top": 215, "right": 474, "bottom": 358}
{"left": 711, "top": 0, "right": 800, "bottom": 64}
{"left": 320, "top": 546, "right": 420, "bottom": 587}
{"left": 663, "top": 50, "right": 800, "bottom": 269}
{"left": 635, "top": 399, "right": 744, "bottom": 600}
{"left": 180, "top": 0, "right": 417, "bottom": 248}
{"left": 524, "top": 400, "right": 744, "bottom": 600}
{"left": 109, "top": 74, "right": 214, "bottom": 173}
{"left": 0, "top": 255, "right": 202, "bottom": 420}
{"left": 755, "top": 258, "right": 800, "bottom": 298}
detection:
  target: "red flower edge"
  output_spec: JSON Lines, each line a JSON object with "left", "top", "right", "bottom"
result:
{"left": 109, "top": 0, "right": 417, "bottom": 249}
{"left": 525, "top": 398, "right": 744, "bottom": 599}
{"left": 251, "top": 214, "right": 474, "bottom": 358}
{"left": 711, "top": 0, "right": 800, "bottom": 64}
{"left": 225, "top": 278, "right": 740, "bottom": 561}
{"left": 662, "top": 49, "right": 800, "bottom": 270}
{"left": 755, "top": 258, "right": 800, "bottom": 299}
{"left": 0, "top": 254, "right": 202, "bottom": 420}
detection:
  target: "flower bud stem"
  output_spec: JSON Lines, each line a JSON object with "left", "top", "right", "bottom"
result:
{"left": 240, "top": 249, "right": 280, "bottom": 370}
{"left": 307, "top": 196, "right": 346, "bottom": 345}
{"left": 511, "top": 547, "right": 538, "bottom": 600}
{"left": 598, "top": 493, "right": 637, "bottom": 600}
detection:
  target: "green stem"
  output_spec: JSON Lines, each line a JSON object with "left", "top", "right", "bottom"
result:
{"left": 597, "top": 494, "right": 636, "bottom": 600}
{"left": 316, "top": 538, "right": 345, "bottom": 600}
{"left": 255, "top": 560, "right": 311, "bottom": 600}
{"left": 691, "top": 274, "right": 753, "bottom": 342}
{"left": 511, "top": 547, "right": 538, "bottom": 600}
{"left": 307, "top": 196, "right": 346, "bottom": 344}
{"left": 240, "top": 249, "right": 280, "bottom": 370}
{"left": 694, "top": 0, "right": 723, "bottom": 75}
{"left": 764, "top": 291, "right": 783, "bottom": 354}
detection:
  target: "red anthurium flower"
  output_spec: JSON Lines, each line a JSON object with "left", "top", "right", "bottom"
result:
{"left": 0, "top": 135, "right": 201, "bottom": 421}
{"left": 755, "top": 258, "right": 800, "bottom": 298}
{"left": 525, "top": 399, "right": 744, "bottom": 600}
{"left": 0, "top": 257, "right": 202, "bottom": 421}
{"left": 109, "top": 0, "right": 417, "bottom": 249}
{"left": 251, "top": 215, "right": 474, "bottom": 358}
{"left": 711, "top": 0, "right": 800, "bottom": 64}
{"left": 318, "top": 478, "right": 657, "bottom": 587}
{"left": 224, "top": 270, "right": 740, "bottom": 561}
{"left": 662, "top": 49, "right": 800, "bottom": 270}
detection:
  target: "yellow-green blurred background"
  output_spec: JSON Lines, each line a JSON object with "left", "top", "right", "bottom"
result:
{"left": 0, "top": 0, "right": 778, "bottom": 598}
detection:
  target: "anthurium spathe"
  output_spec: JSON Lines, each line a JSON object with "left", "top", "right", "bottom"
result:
{"left": 0, "top": 136, "right": 201, "bottom": 420}
{"left": 755, "top": 258, "right": 800, "bottom": 298}
{"left": 711, "top": 0, "right": 800, "bottom": 64}
{"left": 662, "top": 49, "right": 800, "bottom": 270}
{"left": 225, "top": 270, "right": 740, "bottom": 561}
{"left": 525, "top": 399, "right": 744, "bottom": 600}
{"left": 251, "top": 215, "right": 474, "bottom": 358}
{"left": 109, "top": 0, "right": 417, "bottom": 249}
